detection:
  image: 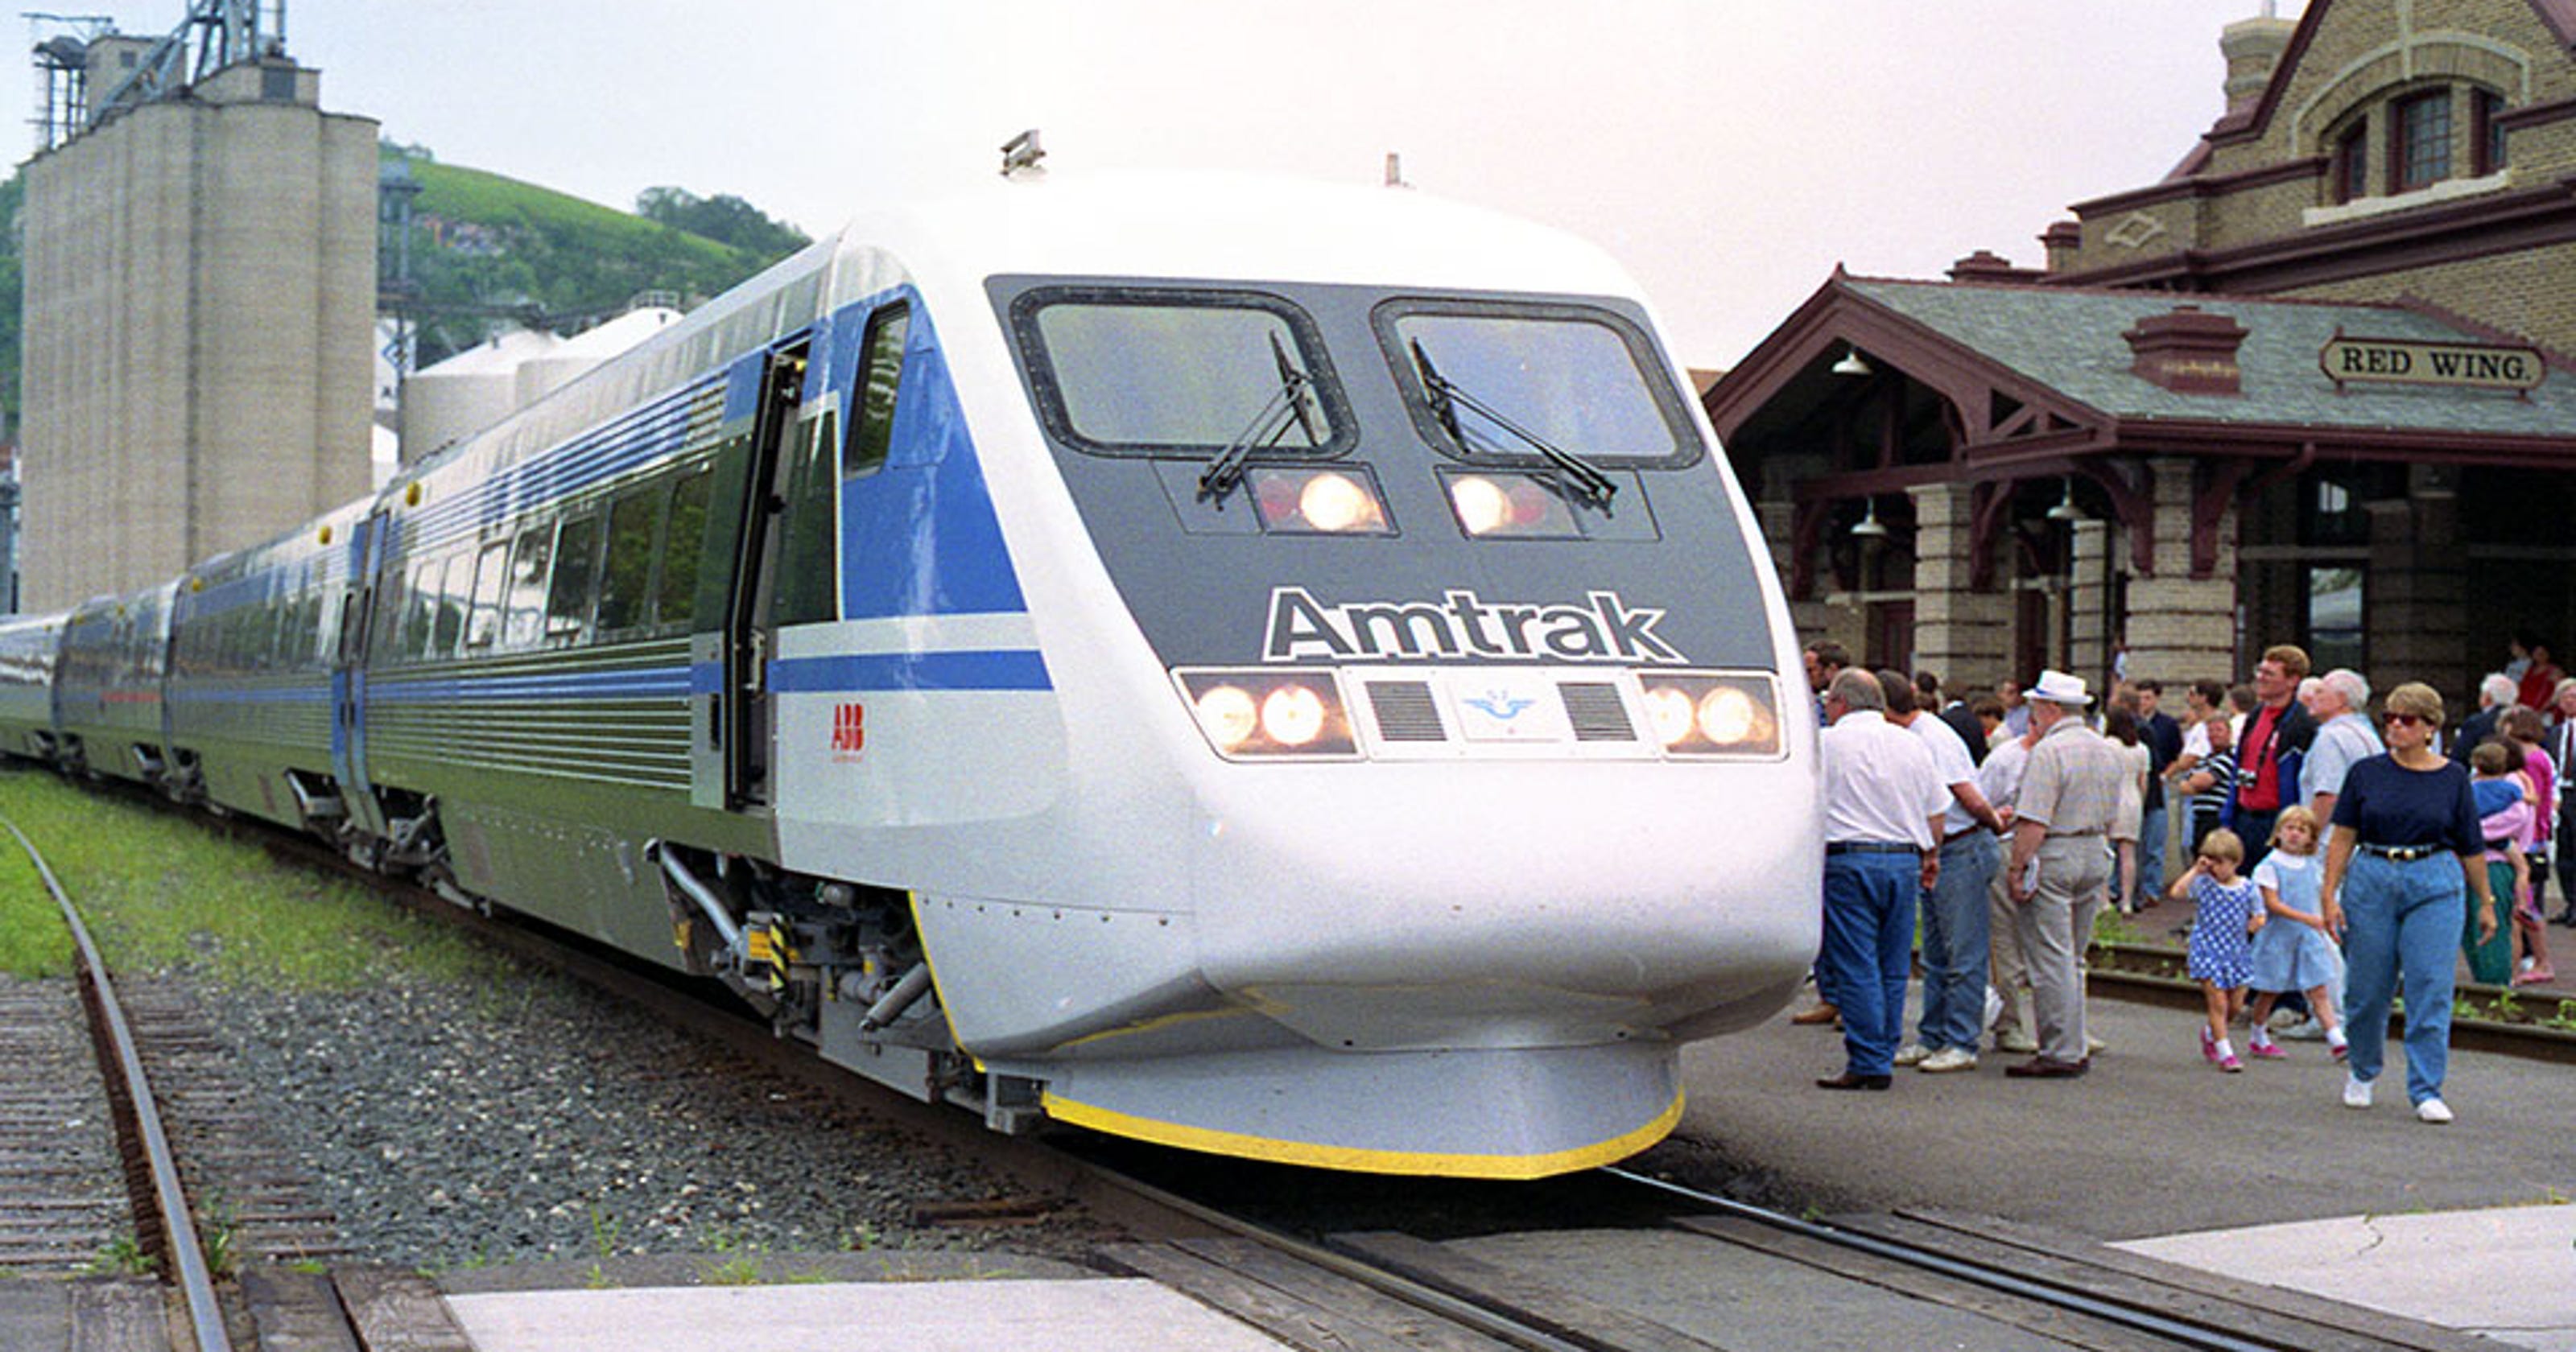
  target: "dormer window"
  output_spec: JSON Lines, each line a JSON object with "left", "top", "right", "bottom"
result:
{"left": 2332, "top": 123, "right": 2369, "bottom": 203}
{"left": 2392, "top": 90, "right": 2451, "bottom": 192}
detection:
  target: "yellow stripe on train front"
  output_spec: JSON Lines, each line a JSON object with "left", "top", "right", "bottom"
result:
{"left": 1038, "top": 1087, "right": 1684, "bottom": 1181}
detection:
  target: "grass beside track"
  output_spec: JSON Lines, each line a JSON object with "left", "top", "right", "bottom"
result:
{"left": 0, "top": 768, "right": 498, "bottom": 989}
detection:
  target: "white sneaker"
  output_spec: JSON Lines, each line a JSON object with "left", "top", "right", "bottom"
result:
{"left": 2084, "top": 1033, "right": 2107, "bottom": 1054}
{"left": 2417, "top": 1098, "right": 2454, "bottom": 1124}
{"left": 1919, "top": 1047, "right": 1979, "bottom": 1073}
{"left": 1892, "top": 1043, "right": 1931, "bottom": 1067}
{"left": 1994, "top": 1029, "right": 2039, "bottom": 1054}
{"left": 2281, "top": 1017, "right": 2327, "bottom": 1041}
{"left": 2343, "top": 1074, "right": 2373, "bottom": 1109}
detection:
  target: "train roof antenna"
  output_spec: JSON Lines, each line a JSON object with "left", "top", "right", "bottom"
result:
{"left": 1001, "top": 129, "right": 1046, "bottom": 178}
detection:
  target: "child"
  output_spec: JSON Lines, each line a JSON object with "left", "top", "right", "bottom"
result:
{"left": 2169, "top": 827, "right": 2263, "bottom": 1070}
{"left": 2242, "top": 807, "right": 2347, "bottom": 1061}
{"left": 2467, "top": 742, "right": 2544, "bottom": 985}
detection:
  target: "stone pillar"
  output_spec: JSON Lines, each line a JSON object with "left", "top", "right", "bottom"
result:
{"left": 2068, "top": 520, "right": 2113, "bottom": 688}
{"left": 1756, "top": 496, "right": 1831, "bottom": 649}
{"left": 2366, "top": 495, "right": 2467, "bottom": 701}
{"left": 1906, "top": 481, "right": 2010, "bottom": 690}
{"left": 2124, "top": 457, "right": 2240, "bottom": 689}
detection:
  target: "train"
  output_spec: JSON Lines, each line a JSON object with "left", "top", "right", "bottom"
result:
{"left": 0, "top": 171, "right": 1822, "bottom": 1177}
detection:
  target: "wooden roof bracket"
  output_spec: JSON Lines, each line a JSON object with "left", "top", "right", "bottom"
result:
{"left": 2191, "top": 459, "right": 2255, "bottom": 579}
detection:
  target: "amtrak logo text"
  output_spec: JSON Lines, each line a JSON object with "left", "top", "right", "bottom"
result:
{"left": 1263, "top": 587, "right": 1683, "bottom": 664}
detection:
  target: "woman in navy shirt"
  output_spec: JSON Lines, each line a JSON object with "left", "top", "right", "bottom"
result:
{"left": 2321, "top": 682, "right": 2498, "bottom": 1124}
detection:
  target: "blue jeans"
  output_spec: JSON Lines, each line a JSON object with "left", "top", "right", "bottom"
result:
{"left": 2340, "top": 851, "right": 2468, "bottom": 1107}
{"left": 1917, "top": 834, "right": 2000, "bottom": 1052}
{"left": 2137, "top": 804, "right": 2169, "bottom": 904}
{"left": 1821, "top": 851, "right": 1918, "bottom": 1078}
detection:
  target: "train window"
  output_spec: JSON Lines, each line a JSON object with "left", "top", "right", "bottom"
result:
{"left": 431, "top": 553, "right": 469, "bottom": 657}
{"left": 595, "top": 490, "right": 666, "bottom": 634}
{"left": 402, "top": 559, "right": 439, "bottom": 661}
{"left": 1373, "top": 299, "right": 1699, "bottom": 471}
{"left": 658, "top": 470, "right": 713, "bottom": 628}
{"left": 546, "top": 516, "right": 602, "bottom": 641}
{"left": 843, "top": 305, "right": 907, "bottom": 478}
{"left": 505, "top": 523, "right": 553, "bottom": 649}
{"left": 465, "top": 542, "right": 510, "bottom": 649}
{"left": 1010, "top": 288, "right": 1352, "bottom": 459}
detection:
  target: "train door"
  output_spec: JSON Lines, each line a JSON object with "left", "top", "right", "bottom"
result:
{"left": 717, "top": 336, "right": 811, "bottom": 810}
{"left": 332, "top": 512, "right": 390, "bottom": 838}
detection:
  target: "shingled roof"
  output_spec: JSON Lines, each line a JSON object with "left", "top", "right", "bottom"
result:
{"left": 1843, "top": 278, "right": 2576, "bottom": 438}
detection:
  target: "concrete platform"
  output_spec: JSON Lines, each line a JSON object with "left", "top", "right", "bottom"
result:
{"left": 2119, "top": 1205, "right": 2576, "bottom": 1352}
{"left": 442, "top": 1277, "right": 1293, "bottom": 1351}
{"left": 1669, "top": 975, "right": 2576, "bottom": 1346}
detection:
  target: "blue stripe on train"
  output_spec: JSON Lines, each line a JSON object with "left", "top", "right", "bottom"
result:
{"left": 767, "top": 650, "right": 1052, "bottom": 693}
{"left": 367, "top": 667, "right": 696, "bottom": 703}
{"left": 832, "top": 292, "right": 1032, "bottom": 624}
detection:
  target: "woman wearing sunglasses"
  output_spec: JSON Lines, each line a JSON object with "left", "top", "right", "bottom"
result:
{"left": 2319, "top": 682, "right": 2500, "bottom": 1123}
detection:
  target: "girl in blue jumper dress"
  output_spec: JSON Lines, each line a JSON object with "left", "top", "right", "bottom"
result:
{"left": 2244, "top": 807, "right": 2347, "bottom": 1060}
{"left": 2168, "top": 826, "right": 2264, "bottom": 1070}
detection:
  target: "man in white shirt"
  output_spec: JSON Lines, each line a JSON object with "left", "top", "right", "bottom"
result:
{"left": 1876, "top": 671, "right": 2006, "bottom": 1073}
{"left": 1814, "top": 669, "right": 1947, "bottom": 1090}
{"left": 1978, "top": 722, "right": 2043, "bottom": 1053}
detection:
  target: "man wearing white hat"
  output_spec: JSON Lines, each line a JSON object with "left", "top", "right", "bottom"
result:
{"left": 2003, "top": 669, "right": 2127, "bottom": 1078}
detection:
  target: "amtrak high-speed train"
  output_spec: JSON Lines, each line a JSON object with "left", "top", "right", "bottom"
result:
{"left": 0, "top": 171, "right": 1823, "bottom": 1177}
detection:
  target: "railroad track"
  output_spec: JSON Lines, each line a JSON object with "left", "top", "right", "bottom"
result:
{"left": 3, "top": 783, "right": 2526, "bottom": 1350}
{"left": 2, "top": 816, "right": 236, "bottom": 1352}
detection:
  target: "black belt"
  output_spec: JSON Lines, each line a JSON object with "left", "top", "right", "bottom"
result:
{"left": 2359, "top": 843, "right": 2444, "bottom": 862}
{"left": 1827, "top": 841, "right": 1921, "bottom": 856}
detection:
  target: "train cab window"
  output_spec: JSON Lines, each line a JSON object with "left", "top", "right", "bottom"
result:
{"left": 465, "top": 541, "right": 510, "bottom": 649}
{"left": 595, "top": 489, "right": 667, "bottom": 634}
{"left": 504, "top": 523, "right": 554, "bottom": 649}
{"left": 545, "top": 516, "right": 602, "bottom": 642}
{"left": 657, "top": 469, "right": 714, "bottom": 628}
{"left": 1010, "top": 288, "right": 1350, "bottom": 459}
{"left": 843, "top": 305, "right": 908, "bottom": 479}
{"left": 1375, "top": 300, "right": 1698, "bottom": 471}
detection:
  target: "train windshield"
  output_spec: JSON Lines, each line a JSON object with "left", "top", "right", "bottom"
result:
{"left": 1013, "top": 288, "right": 1352, "bottom": 458}
{"left": 1377, "top": 300, "right": 1698, "bottom": 470}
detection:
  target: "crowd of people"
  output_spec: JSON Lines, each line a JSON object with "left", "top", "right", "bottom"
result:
{"left": 1795, "top": 636, "right": 2562, "bottom": 1125}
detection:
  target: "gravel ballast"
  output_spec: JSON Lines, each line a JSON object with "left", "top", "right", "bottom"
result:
{"left": 201, "top": 951, "right": 1118, "bottom": 1273}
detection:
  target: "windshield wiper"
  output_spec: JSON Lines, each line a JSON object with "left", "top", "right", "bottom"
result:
{"left": 1409, "top": 339, "right": 1617, "bottom": 506}
{"left": 1199, "top": 332, "right": 1323, "bottom": 500}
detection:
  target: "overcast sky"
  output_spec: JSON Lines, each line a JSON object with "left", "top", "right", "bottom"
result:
{"left": 10, "top": 2, "right": 2289, "bottom": 369}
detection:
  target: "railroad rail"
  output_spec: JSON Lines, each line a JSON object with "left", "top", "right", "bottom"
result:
{"left": 3, "top": 815, "right": 233, "bottom": 1352}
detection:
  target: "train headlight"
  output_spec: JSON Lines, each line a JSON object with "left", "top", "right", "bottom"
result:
{"left": 1641, "top": 685, "right": 1697, "bottom": 747}
{"left": 1444, "top": 471, "right": 1580, "bottom": 538}
{"left": 1638, "top": 673, "right": 1781, "bottom": 758}
{"left": 1195, "top": 684, "right": 1260, "bottom": 751}
{"left": 1451, "top": 475, "right": 1512, "bottom": 536}
{"left": 1177, "top": 670, "right": 1357, "bottom": 758}
{"left": 1261, "top": 683, "right": 1329, "bottom": 746}
{"left": 1697, "top": 686, "right": 1762, "bottom": 746}
{"left": 1248, "top": 467, "right": 1391, "bottom": 535}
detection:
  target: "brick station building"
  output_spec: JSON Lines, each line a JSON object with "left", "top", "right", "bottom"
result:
{"left": 1705, "top": 0, "right": 2576, "bottom": 702}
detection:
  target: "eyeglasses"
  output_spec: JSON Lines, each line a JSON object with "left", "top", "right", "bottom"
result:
{"left": 2382, "top": 711, "right": 2427, "bottom": 728}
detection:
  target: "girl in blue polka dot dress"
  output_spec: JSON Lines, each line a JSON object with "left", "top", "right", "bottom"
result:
{"left": 2165, "top": 826, "right": 2265, "bottom": 1071}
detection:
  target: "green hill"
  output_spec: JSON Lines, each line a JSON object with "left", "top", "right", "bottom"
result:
{"left": 388, "top": 152, "right": 807, "bottom": 366}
